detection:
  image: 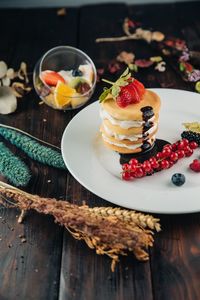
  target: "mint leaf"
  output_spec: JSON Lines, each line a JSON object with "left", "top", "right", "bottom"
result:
{"left": 120, "top": 67, "right": 129, "bottom": 78}
{"left": 99, "top": 88, "right": 111, "bottom": 103}
{"left": 111, "top": 85, "right": 120, "bottom": 98}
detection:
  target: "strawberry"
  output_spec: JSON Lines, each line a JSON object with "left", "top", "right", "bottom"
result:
{"left": 100, "top": 68, "right": 145, "bottom": 108}
{"left": 41, "top": 71, "right": 65, "bottom": 86}
{"left": 116, "top": 87, "right": 134, "bottom": 107}
{"left": 116, "top": 78, "right": 145, "bottom": 107}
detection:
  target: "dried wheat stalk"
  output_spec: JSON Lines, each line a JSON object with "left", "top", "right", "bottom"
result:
{"left": 86, "top": 207, "right": 161, "bottom": 232}
{"left": 0, "top": 182, "right": 160, "bottom": 271}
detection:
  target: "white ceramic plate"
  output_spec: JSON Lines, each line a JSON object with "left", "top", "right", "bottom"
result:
{"left": 61, "top": 89, "right": 200, "bottom": 214}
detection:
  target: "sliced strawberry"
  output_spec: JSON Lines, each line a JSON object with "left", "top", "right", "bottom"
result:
{"left": 41, "top": 71, "right": 65, "bottom": 86}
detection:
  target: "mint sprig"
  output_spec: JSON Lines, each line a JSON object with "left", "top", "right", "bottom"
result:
{"left": 99, "top": 68, "right": 132, "bottom": 103}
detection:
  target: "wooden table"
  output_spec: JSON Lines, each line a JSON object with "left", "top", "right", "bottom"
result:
{"left": 0, "top": 2, "right": 200, "bottom": 299}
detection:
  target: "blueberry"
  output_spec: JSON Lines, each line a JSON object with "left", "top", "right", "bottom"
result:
{"left": 72, "top": 69, "right": 83, "bottom": 77}
{"left": 171, "top": 173, "right": 185, "bottom": 186}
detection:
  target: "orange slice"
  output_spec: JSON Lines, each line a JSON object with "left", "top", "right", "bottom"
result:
{"left": 54, "top": 81, "right": 76, "bottom": 108}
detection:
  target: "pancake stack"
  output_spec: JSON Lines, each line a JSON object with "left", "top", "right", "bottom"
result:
{"left": 100, "top": 90, "right": 161, "bottom": 154}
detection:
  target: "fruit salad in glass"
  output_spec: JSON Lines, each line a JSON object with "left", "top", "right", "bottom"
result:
{"left": 33, "top": 46, "right": 96, "bottom": 110}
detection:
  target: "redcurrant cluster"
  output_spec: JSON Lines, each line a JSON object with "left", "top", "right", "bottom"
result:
{"left": 122, "top": 138, "right": 198, "bottom": 181}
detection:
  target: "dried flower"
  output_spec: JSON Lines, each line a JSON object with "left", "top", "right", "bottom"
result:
{"left": 135, "top": 59, "right": 154, "bottom": 68}
{"left": 11, "top": 82, "right": 32, "bottom": 98}
{"left": 116, "top": 51, "right": 135, "bottom": 65}
{"left": 155, "top": 61, "right": 166, "bottom": 72}
{"left": 57, "top": 8, "right": 67, "bottom": 16}
{"left": 0, "top": 61, "right": 8, "bottom": 79}
{"left": 0, "top": 86, "right": 17, "bottom": 114}
{"left": 180, "top": 50, "right": 190, "bottom": 62}
{"left": 188, "top": 69, "right": 200, "bottom": 82}
{"left": 150, "top": 56, "right": 163, "bottom": 63}
{"left": 108, "top": 62, "right": 121, "bottom": 74}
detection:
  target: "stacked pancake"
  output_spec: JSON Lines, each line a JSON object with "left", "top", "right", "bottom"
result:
{"left": 100, "top": 90, "right": 161, "bottom": 154}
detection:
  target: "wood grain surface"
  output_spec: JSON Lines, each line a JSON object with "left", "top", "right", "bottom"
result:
{"left": 0, "top": 2, "right": 200, "bottom": 300}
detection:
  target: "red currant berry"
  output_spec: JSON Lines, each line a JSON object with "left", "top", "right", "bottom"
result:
{"left": 156, "top": 152, "right": 163, "bottom": 160}
{"left": 134, "top": 167, "right": 144, "bottom": 178}
{"left": 162, "top": 147, "right": 172, "bottom": 157}
{"left": 149, "top": 157, "right": 157, "bottom": 163}
{"left": 171, "top": 143, "right": 178, "bottom": 151}
{"left": 122, "top": 163, "right": 129, "bottom": 171}
{"left": 122, "top": 171, "right": 131, "bottom": 181}
{"left": 176, "top": 150, "right": 185, "bottom": 159}
{"left": 185, "top": 147, "right": 193, "bottom": 157}
{"left": 189, "top": 141, "right": 198, "bottom": 149}
{"left": 130, "top": 164, "right": 137, "bottom": 172}
{"left": 163, "top": 144, "right": 172, "bottom": 150}
{"left": 182, "top": 138, "right": 189, "bottom": 147}
{"left": 170, "top": 152, "right": 179, "bottom": 162}
{"left": 129, "top": 158, "right": 138, "bottom": 166}
{"left": 190, "top": 159, "right": 200, "bottom": 172}
{"left": 177, "top": 141, "right": 185, "bottom": 150}
{"left": 160, "top": 159, "right": 170, "bottom": 169}
{"left": 142, "top": 161, "right": 152, "bottom": 172}
{"left": 151, "top": 160, "right": 159, "bottom": 169}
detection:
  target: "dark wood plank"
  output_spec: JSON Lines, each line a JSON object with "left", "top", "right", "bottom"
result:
{"left": 0, "top": 8, "right": 78, "bottom": 300}
{"left": 59, "top": 4, "right": 153, "bottom": 300}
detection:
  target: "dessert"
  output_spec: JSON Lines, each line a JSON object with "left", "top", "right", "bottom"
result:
{"left": 35, "top": 64, "right": 94, "bottom": 109}
{"left": 99, "top": 68, "right": 161, "bottom": 154}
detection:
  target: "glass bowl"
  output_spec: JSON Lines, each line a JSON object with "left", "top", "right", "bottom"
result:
{"left": 33, "top": 46, "right": 97, "bottom": 110}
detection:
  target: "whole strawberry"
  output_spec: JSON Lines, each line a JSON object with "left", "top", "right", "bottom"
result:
{"left": 116, "top": 79, "right": 145, "bottom": 107}
{"left": 99, "top": 68, "right": 145, "bottom": 108}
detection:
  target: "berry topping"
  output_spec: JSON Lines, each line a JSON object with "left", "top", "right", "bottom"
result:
{"left": 190, "top": 159, "right": 200, "bottom": 172}
{"left": 41, "top": 71, "right": 65, "bottom": 86}
{"left": 72, "top": 69, "right": 83, "bottom": 77}
{"left": 99, "top": 68, "right": 145, "bottom": 108}
{"left": 171, "top": 173, "right": 186, "bottom": 186}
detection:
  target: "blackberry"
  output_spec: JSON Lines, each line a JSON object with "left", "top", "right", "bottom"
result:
{"left": 181, "top": 131, "right": 200, "bottom": 146}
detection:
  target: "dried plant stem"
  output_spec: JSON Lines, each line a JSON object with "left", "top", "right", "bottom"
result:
{"left": 96, "top": 35, "right": 140, "bottom": 43}
{"left": 17, "top": 209, "right": 26, "bottom": 223}
{"left": 0, "top": 182, "right": 160, "bottom": 271}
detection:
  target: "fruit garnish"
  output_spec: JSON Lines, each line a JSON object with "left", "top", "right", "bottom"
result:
{"left": 72, "top": 69, "right": 83, "bottom": 77}
{"left": 195, "top": 81, "right": 200, "bottom": 93}
{"left": 54, "top": 81, "right": 76, "bottom": 108}
{"left": 69, "top": 77, "right": 91, "bottom": 94}
{"left": 99, "top": 68, "right": 145, "bottom": 108}
{"left": 121, "top": 138, "right": 198, "bottom": 181}
{"left": 41, "top": 71, "right": 65, "bottom": 86}
{"left": 183, "top": 122, "right": 200, "bottom": 133}
{"left": 171, "top": 173, "right": 185, "bottom": 186}
{"left": 190, "top": 159, "right": 200, "bottom": 172}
